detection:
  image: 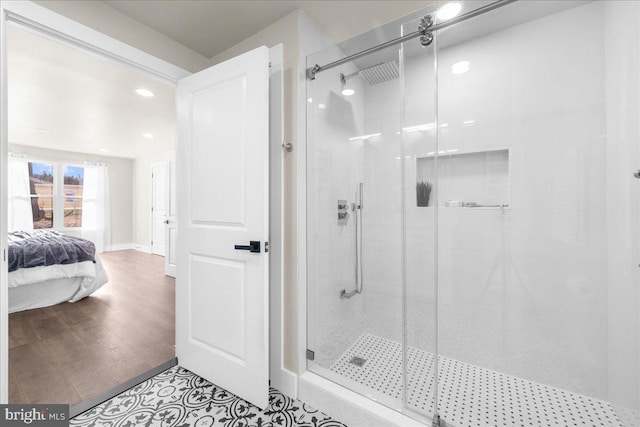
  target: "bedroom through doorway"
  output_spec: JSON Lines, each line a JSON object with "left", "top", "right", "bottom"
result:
{"left": 6, "top": 21, "right": 177, "bottom": 407}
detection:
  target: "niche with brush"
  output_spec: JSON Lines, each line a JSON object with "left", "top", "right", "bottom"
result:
{"left": 416, "top": 148, "right": 510, "bottom": 208}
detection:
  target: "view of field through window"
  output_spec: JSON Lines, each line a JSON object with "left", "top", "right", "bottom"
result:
{"left": 28, "top": 162, "right": 84, "bottom": 229}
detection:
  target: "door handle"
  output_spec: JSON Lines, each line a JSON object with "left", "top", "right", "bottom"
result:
{"left": 163, "top": 219, "right": 170, "bottom": 224}
{"left": 234, "top": 241, "right": 261, "bottom": 253}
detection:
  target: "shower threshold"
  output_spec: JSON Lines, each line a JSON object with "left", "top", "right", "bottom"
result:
{"left": 329, "top": 333, "right": 638, "bottom": 427}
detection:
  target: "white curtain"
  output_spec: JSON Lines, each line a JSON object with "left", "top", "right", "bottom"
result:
{"left": 82, "top": 163, "right": 111, "bottom": 253}
{"left": 8, "top": 153, "right": 34, "bottom": 231}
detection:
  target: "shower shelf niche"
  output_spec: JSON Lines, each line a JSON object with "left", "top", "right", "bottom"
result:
{"left": 415, "top": 148, "right": 510, "bottom": 209}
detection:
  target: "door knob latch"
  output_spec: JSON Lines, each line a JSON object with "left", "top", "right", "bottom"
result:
{"left": 234, "top": 241, "right": 261, "bottom": 253}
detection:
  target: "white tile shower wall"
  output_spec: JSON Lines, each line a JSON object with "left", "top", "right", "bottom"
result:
{"left": 306, "top": 45, "right": 367, "bottom": 364}
{"left": 359, "top": 1, "right": 634, "bottom": 407}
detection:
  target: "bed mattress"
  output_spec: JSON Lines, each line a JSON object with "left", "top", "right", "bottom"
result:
{"left": 8, "top": 231, "right": 109, "bottom": 313}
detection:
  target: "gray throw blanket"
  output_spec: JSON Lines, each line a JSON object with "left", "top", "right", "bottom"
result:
{"left": 8, "top": 230, "right": 96, "bottom": 273}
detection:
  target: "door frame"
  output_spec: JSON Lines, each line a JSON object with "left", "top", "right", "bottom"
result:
{"left": 0, "top": 0, "right": 288, "bottom": 404}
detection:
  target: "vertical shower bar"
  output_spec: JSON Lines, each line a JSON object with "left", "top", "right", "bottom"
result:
{"left": 432, "top": 23, "right": 441, "bottom": 427}
{"left": 341, "top": 183, "right": 364, "bottom": 299}
{"left": 399, "top": 38, "right": 409, "bottom": 417}
{"left": 358, "top": 182, "right": 363, "bottom": 293}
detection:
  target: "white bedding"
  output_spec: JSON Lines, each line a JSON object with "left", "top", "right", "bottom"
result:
{"left": 8, "top": 255, "right": 109, "bottom": 313}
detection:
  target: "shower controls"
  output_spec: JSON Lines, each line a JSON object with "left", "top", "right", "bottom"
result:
{"left": 338, "top": 200, "right": 349, "bottom": 224}
{"left": 634, "top": 170, "right": 640, "bottom": 179}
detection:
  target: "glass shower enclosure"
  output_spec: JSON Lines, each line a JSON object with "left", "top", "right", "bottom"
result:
{"left": 305, "top": 1, "right": 640, "bottom": 426}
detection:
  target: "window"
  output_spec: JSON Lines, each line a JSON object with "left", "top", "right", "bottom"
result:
{"left": 28, "top": 162, "right": 54, "bottom": 229}
{"left": 28, "top": 161, "right": 84, "bottom": 230}
{"left": 63, "top": 165, "right": 84, "bottom": 228}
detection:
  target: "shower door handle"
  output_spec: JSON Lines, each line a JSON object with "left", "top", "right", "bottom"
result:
{"left": 234, "top": 241, "right": 261, "bottom": 253}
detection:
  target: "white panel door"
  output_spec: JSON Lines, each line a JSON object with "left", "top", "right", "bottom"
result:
{"left": 165, "top": 157, "right": 177, "bottom": 277}
{"left": 176, "top": 46, "right": 269, "bottom": 409}
{"left": 151, "top": 162, "right": 168, "bottom": 256}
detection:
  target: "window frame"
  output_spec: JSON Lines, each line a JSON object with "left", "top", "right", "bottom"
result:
{"left": 27, "top": 158, "right": 86, "bottom": 231}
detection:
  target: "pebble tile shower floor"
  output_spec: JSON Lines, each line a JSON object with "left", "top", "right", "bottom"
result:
{"left": 330, "top": 333, "right": 638, "bottom": 427}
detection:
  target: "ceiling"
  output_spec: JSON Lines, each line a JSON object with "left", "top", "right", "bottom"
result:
{"left": 104, "top": 1, "right": 433, "bottom": 59}
{"left": 7, "top": 23, "right": 176, "bottom": 159}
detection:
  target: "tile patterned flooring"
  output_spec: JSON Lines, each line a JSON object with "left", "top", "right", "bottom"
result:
{"left": 71, "top": 366, "right": 347, "bottom": 427}
{"left": 330, "top": 333, "right": 639, "bottom": 427}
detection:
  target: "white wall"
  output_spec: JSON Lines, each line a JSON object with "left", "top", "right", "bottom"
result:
{"left": 8, "top": 143, "right": 133, "bottom": 246}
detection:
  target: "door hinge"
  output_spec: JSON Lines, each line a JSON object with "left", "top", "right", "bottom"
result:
{"left": 3, "top": 249, "right": 5, "bottom": 262}
{"left": 265, "top": 241, "right": 269, "bottom": 253}
{"left": 306, "top": 349, "right": 315, "bottom": 361}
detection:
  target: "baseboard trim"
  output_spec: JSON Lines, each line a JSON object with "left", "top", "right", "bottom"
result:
{"left": 70, "top": 357, "right": 178, "bottom": 419}
{"left": 133, "top": 245, "right": 152, "bottom": 254}
{"left": 272, "top": 367, "right": 297, "bottom": 399}
{"left": 104, "top": 243, "right": 134, "bottom": 252}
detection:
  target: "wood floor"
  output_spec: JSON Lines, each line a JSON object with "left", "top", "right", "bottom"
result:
{"left": 8, "top": 250, "right": 175, "bottom": 406}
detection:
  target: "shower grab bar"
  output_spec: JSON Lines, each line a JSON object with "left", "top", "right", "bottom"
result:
{"left": 306, "top": 0, "right": 517, "bottom": 80}
{"left": 341, "top": 183, "right": 364, "bottom": 299}
{"left": 463, "top": 203, "right": 509, "bottom": 208}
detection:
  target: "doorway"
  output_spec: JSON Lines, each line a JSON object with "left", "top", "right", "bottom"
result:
{"left": 1, "top": 0, "right": 288, "bottom": 413}
{"left": 5, "top": 19, "right": 178, "bottom": 408}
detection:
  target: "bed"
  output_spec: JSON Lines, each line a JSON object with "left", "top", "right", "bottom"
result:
{"left": 8, "top": 230, "right": 109, "bottom": 313}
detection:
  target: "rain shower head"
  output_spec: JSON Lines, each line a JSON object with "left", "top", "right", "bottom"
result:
{"left": 358, "top": 61, "right": 399, "bottom": 85}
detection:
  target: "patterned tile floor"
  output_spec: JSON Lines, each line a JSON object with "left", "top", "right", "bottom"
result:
{"left": 71, "top": 366, "right": 347, "bottom": 427}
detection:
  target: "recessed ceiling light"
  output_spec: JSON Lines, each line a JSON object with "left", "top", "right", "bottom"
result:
{"left": 99, "top": 148, "right": 109, "bottom": 152}
{"left": 341, "top": 88, "right": 355, "bottom": 96}
{"left": 35, "top": 127, "right": 48, "bottom": 132}
{"left": 142, "top": 133, "right": 154, "bottom": 139}
{"left": 307, "top": 97, "right": 313, "bottom": 103}
{"left": 463, "top": 120, "right": 475, "bottom": 126}
{"left": 437, "top": 1, "right": 463, "bottom": 21}
{"left": 135, "top": 88, "right": 154, "bottom": 98}
{"left": 452, "top": 60, "right": 470, "bottom": 74}
{"left": 318, "top": 104, "right": 326, "bottom": 109}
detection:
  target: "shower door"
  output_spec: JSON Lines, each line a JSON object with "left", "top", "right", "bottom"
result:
{"left": 305, "top": 15, "right": 438, "bottom": 421}
{"left": 432, "top": 1, "right": 640, "bottom": 426}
